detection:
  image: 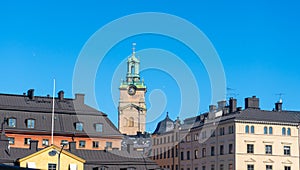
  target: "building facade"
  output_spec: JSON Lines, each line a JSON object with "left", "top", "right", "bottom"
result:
{"left": 179, "top": 96, "right": 300, "bottom": 170}
{"left": 151, "top": 113, "right": 181, "bottom": 170}
{"left": 118, "top": 45, "right": 147, "bottom": 135}
{"left": 0, "top": 89, "right": 123, "bottom": 150}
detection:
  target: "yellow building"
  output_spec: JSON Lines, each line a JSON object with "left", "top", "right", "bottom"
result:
{"left": 19, "top": 144, "right": 85, "bottom": 170}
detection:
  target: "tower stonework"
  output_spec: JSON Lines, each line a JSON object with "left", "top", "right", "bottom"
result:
{"left": 118, "top": 45, "right": 147, "bottom": 135}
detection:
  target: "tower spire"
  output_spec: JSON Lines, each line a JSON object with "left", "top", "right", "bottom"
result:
{"left": 132, "top": 42, "right": 136, "bottom": 56}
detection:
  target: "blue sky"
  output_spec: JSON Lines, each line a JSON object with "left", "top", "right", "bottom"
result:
{"left": 0, "top": 1, "right": 300, "bottom": 132}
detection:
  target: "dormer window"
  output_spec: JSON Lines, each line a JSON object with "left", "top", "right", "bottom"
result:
{"left": 75, "top": 122, "right": 83, "bottom": 131}
{"left": 26, "top": 119, "right": 35, "bottom": 129}
{"left": 95, "top": 123, "right": 103, "bottom": 132}
{"left": 8, "top": 118, "right": 16, "bottom": 127}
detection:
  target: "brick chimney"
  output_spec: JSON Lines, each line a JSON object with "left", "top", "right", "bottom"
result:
{"left": 75, "top": 94, "right": 85, "bottom": 104}
{"left": 58, "top": 90, "right": 64, "bottom": 101}
{"left": 229, "top": 98, "right": 237, "bottom": 113}
{"left": 245, "top": 96, "right": 260, "bottom": 109}
{"left": 27, "top": 89, "right": 35, "bottom": 100}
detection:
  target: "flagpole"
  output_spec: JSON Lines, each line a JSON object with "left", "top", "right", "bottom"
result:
{"left": 51, "top": 79, "right": 55, "bottom": 145}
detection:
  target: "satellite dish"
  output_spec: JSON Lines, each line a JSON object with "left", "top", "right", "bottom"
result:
{"left": 48, "top": 150, "right": 57, "bottom": 156}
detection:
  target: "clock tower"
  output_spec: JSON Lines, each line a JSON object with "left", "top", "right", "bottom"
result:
{"left": 118, "top": 44, "right": 147, "bottom": 135}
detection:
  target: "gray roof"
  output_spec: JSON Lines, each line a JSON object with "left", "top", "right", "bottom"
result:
{"left": 0, "top": 92, "right": 122, "bottom": 137}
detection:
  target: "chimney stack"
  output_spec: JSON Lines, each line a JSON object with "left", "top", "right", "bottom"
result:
{"left": 245, "top": 96, "right": 260, "bottom": 109}
{"left": 229, "top": 98, "right": 237, "bottom": 113}
{"left": 29, "top": 140, "right": 38, "bottom": 152}
{"left": 75, "top": 94, "right": 85, "bottom": 104}
{"left": 217, "top": 100, "right": 226, "bottom": 110}
{"left": 27, "top": 89, "right": 35, "bottom": 100}
{"left": 209, "top": 105, "right": 217, "bottom": 113}
{"left": 58, "top": 90, "right": 64, "bottom": 101}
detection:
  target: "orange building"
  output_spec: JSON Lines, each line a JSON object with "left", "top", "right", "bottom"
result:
{"left": 0, "top": 89, "right": 123, "bottom": 150}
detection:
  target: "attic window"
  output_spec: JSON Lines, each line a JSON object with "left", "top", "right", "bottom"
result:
{"left": 75, "top": 122, "right": 83, "bottom": 131}
{"left": 26, "top": 119, "right": 35, "bottom": 128}
{"left": 8, "top": 118, "right": 16, "bottom": 127}
{"left": 95, "top": 123, "right": 103, "bottom": 132}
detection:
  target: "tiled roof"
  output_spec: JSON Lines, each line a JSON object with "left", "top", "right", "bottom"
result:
{"left": 0, "top": 92, "right": 122, "bottom": 137}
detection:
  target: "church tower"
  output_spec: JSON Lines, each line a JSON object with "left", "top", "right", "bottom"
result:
{"left": 118, "top": 43, "right": 147, "bottom": 135}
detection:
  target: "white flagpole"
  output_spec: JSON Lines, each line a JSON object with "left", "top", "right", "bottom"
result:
{"left": 51, "top": 79, "right": 55, "bottom": 145}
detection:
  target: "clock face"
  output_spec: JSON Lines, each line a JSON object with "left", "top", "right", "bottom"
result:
{"left": 128, "top": 85, "right": 137, "bottom": 95}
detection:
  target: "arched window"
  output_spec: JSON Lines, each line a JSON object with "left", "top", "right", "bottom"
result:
{"left": 287, "top": 128, "right": 291, "bottom": 136}
{"left": 264, "top": 126, "right": 268, "bottom": 134}
{"left": 128, "top": 117, "right": 134, "bottom": 127}
{"left": 250, "top": 126, "right": 255, "bottom": 134}
{"left": 269, "top": 127, "right": 273, "bottom": 135}
{"left": 245, "top": 125, "right": 249, "bottom": 133}
{"left": 282, "top": 127, "right": 286, "bottom": 136}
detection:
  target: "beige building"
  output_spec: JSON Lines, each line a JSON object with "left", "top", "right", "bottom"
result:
{"left": 151, "top": 113, "right": 181, "bottom": 170}
{"left": 178, "top": 96, "right": 300, "bottom": 170}
{"left": 118, "top": 46, "right": 147, "bottom": 135}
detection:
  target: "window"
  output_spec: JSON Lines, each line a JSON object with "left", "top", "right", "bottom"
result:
{"left": 202, "top": 148, "right": 206, "bottom": 157}
{"left": 284, "top": 166, "right": 291, "bottom": 170}
{"left": 228, "top": 125, "right": 234, "bottom": 134}
{"left": 265, "top": 145, "right": 272, "bottom": 154}
{"left": 247, "top": 165, "right": 254, "bottom": 170}
{"left": 210, "top": 164, "right": 215, "bottom": 170}
{"left": 229, "top": 144, "right": 233, "bottom": 154}
{"left": 266, "top": 165, "right": 272, "bottom": 170}
{"left": 42, "top": 139, "right": 49, "bottom": 146}
{"left": 27, "top": 119, "right": 35, "bottom": 128}
{"left": 287, "top": 128, "right": 291, "bottom": 136}
{"left": 75, "top": 122, "right": 83, "bottom": 131}
{"left": 48, "top": 163, "right": 56, "bottom": 170}
{"left": 95, "top": 123, "right": 103, "bottom": 132}
{"left": 211, "top": 146, "right": 215, "bottom": 156}
{"left": 228, "top": 164, "right": 233, "bottom": 170}
{"left": 264, "top": 126, "right": 268, "bottom": 134}
{"left": 220, "top": 145, "right": 224, "bottom": 155}
{"left": 250, "top": 126, "right": 255, "bottom": 134}
{"left": 210, "top": 130, "right": 215, "bottom": 137}
{"left": 24, "top": 138, "right": 31, "bottom": 145}
{"left": 282, "top": 127, "right": 286, "bottom": 135}
{"left": 8, "top": 137, "right": 15, "bottom": 145}
{"left": 245, "top": 125, "right": 249, "bottom": 133}
{"left": 187, "top": 151, "right": 190, "bottom": 160}
{"left": 8, "top": 118, "right": 16, "bottom": 127}
{"left": 247, "top": 144, "right": 254, "bottom": 154}
{"left": 93, "top": 141, "right": 99, "bottom": 148}
{"left": 61, "top": 140, "right": 68, "bottom": 145}
{"left": 220, "top": 164, "right": 224, "bottom": 170}
{"left": 194, "top": 149, "right": 198, "bottom": 159}
{"left": 269, "top": 127, "right": 273, "bottom": 134}
{"left": 202, "top": 131, "right": 207, "bottom": 139}
{"left": 219, "top": 127, "right": 225, "bottom": 136}
{"left": 284, "top": 146, "right": 291, "bottom": 155}
{"left": 181, "top": 151, "right": 184, "bottom": 160}
{"left": 128, "top": 117, "right": 134, "bottom": 127}
{"left": 106, "top": 142, "right": 112, "bottom": 148}
{"left": 194, "top": 133, "right": 199, "bottom": 141}
{"left": 79, "top": 141, "right": 86, "bottom": 148}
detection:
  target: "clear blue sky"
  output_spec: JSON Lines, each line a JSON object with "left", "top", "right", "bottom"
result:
{"left": 0, "top": 1, "right": 300, "bottom": 133}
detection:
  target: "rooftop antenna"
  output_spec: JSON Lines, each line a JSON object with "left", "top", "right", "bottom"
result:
{"left": 276, "top": 93, "right": 284, "bottom": 103}
{"left": 51, "top": 79, "right": 55, "bottom": 145}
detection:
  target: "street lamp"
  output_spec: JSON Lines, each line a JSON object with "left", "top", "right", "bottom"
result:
{"left": 48, "top": 141, "right": 68, "bottom": 170}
